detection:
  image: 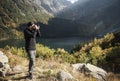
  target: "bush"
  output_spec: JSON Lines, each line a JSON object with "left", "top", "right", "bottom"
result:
{"left": 36, "top": 44, "right": 55, "bottom": 59}
{"left": 11, "top": 46, "right": 27, "bottom": 57}
{"left": 104, "top": 33, "right": 114, "bottom": 42}
{"left": 105, "top": 46, "right": 120, "bottom": 63}
{"left": 89, "top": 45, "right": 103, "bottom": 58}
{"left": 55, "top": 48, "right": 76, "bottom": 63}
{"left": 4, "top": 45, "right": 27, "bottom": 57}
{"left": 73, "top": 51, "right": 90, "bottom": 63}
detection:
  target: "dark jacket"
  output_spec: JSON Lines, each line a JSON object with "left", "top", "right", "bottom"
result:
{"left": 24, "top": 28, "right": 41, "bottom": 51}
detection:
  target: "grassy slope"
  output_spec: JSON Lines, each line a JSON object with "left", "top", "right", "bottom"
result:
{"left": 0, "top": 48, "right": 120, "bottom": 81}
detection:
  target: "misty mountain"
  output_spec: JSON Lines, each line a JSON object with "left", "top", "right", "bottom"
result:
{"left": 36, "top": 0, "right": 71, "bottom": 14}
{"left": 0, "top": 0, "right": 120, "bottom": 39}
{"left": 57, "top": 0, "right": 119, "bottom": 20}
{"left": 56, "top": 0, "right": 120, "bottom": 36}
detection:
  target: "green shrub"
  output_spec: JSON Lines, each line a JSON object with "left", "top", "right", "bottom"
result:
{"left": 73, "top": 51, "right": 89, "bottom": 63}
{"left": 5, "top": 46, "right": 27, "bottom": 57}
{"left": 105, "top": 46, "right": 120, "bottom": 62}
{"left": 4, "top": 45, "right": 10, "bottom": 50}
{"left": 104, "top": 33, "right": 114, "bottom": 42}
{"left": 89, "top": 45, "right": 103, "bottom": 58}
{"left": 36, "top": 44, "right": 55, "bottom": 59}
{"left": 55, "top": 48, "right": 76, "bottom": 63}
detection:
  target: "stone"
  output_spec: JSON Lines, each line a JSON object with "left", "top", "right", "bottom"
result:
{"left": 0, "top": 62, "right": 3, "bottom": 68}
{"left": 0, "top": 51, "right": 11, "bottom": 77}
{"left": 57, "top": 70, "right": 73, "bottom": 81}
{"left": 72, "top": 63, "right": 107, "bottom": 81}
{"left": 0, "top": 51, "right": 8, "bottom": 64}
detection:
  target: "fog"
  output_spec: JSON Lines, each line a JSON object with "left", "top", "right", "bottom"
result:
{"left": 67, "top": 0, "right": 89, "bottom": 4}
{"left": 67, "top": 0, "right": 78, "bottom": 3}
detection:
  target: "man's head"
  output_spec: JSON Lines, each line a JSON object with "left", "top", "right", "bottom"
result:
{"left": 27, "top": 22, "right": 40, "bottom": 30}
{"left": 27, "top": 22, "right": 34, "bottom": 27}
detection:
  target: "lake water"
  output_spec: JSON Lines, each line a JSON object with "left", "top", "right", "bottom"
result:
{"left": 0, "top": 37, "right": 93, "bottom": 52}
{"left": 37, "top": 37, "right": 92, "bottom": 51}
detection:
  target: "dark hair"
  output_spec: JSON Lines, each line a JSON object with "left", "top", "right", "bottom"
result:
{"left": 27, "top": 22, "right": 34, "bottom": 27}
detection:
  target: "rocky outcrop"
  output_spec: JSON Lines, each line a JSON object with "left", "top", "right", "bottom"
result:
{"left": 0, "top": 51, "right": 11, "bottom": 77}
{"left": 72, "top": 63, "right": 107, "bottom": 81}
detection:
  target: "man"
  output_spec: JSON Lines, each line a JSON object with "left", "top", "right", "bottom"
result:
{"left": 24, "top": 22, "right": 41, "bottom": 79}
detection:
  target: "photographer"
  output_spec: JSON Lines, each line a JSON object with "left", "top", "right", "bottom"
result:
{"left": 24, "top": 22, "right": 41, "bottom": 80}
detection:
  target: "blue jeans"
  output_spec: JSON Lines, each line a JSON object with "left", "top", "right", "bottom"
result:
{"left": 27, "top": 50, "right": 36, "bottom": 76}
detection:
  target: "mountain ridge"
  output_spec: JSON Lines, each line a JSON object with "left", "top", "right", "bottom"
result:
{"left": 55, "top": 0, "right": 120, "bottom": 37}
{"left": 0, "top": 0, "right": 120, "bottom": 39}
{"left": 39, "top": 0, "right": 71, "bottom": 14}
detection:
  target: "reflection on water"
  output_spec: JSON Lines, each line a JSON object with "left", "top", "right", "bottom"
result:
{"left": 0, "top": 37, "right": 92, "bottom": 52}
{"left": 37, "top": 37, "right": 92, "bottom": 51}
{"left": 0, "top": 39, "right": 25, "bottom": 48}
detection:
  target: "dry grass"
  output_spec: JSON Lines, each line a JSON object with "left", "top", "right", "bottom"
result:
{"left": 107, "top": 72, "right": 120, "bottom": 81}
{"left": 0, "top": 50, "right": 120, "bottom": 81}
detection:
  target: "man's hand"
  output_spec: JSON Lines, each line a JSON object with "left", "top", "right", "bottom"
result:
{"left": 31, "top": 25, "right": 40, "bottom": 30}
{"left": 35, "top": 25, "right": 40, "bottom": 30}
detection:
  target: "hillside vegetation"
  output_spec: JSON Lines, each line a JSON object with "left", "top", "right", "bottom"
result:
{"left": 2, "top": 31, "right": 120, "bottom": 74}
{"left": 72, "top": 32, "right": 120, "bottom": 73}
{"left": 0, "top": 0, "right": 51, "bottom": 39}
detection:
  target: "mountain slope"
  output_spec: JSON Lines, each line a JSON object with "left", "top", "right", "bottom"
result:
{"left": 0, "top": 0, "right": 51, "bottom": 28}
{"left": 0, "top": 0, "right": 120, "bottom": 39}
{"left": 56, "top": 0, "right": 120, "bottom": 36}
{"left": 57, "top": 0, "right": 118, "bottom": 20}
{"left": 0, "top": 0, "right": 72, "bottom": 39}
{"left": 0, "top": 0, "right": 51, "bottom": 39}
{"left": 38, "top": 0, "right": 71, "bottom": 14}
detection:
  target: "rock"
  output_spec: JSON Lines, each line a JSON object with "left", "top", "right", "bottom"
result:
{"left": 0, "top": 62, "right": 3, "bottom": 68}
{"left": 0, "top": 51, "right": 8, "bottom": 64}
{"left": 72, "top": 63, "right": 107, "bottom": 81}
{"left": 71, "top": 63, "right": 86, "bottom": 72}
{"left": 0, "top": 51, "right": 11, "bottom": 77}
{"left": 86, "top": 63, "right": 107, "bottom": 81}
{"left": 12, "top": 65, "right": 24, "bottom": 73}
{"left": 57, "top": 70, "right": 73, "bottom": 81}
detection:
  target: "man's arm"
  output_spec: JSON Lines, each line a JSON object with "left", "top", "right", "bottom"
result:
{"left": 24, "top": 29, "right": 36, "bottom": 38}
{"left": 37, "top": 30, "right": 41, "bottom": 37}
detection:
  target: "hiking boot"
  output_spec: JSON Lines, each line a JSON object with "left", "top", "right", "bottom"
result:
{"left": 26, "top": 73, "right": 33, "bottom": 80}
{"left": 26, "top": 75, "right": 33, "bottom": 80}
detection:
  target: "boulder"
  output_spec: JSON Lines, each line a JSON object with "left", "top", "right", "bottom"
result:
{"left": 57, "top": 70, "right": 73, "bottom": 81}
{"left": 0, "top": 51, "right": 11, "bottom": 77}
{"left": 72, "top": 63, "right": 107, "bottom": 81}
{"left": 0, "top": 51, "right": 8, "bottom": 64}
